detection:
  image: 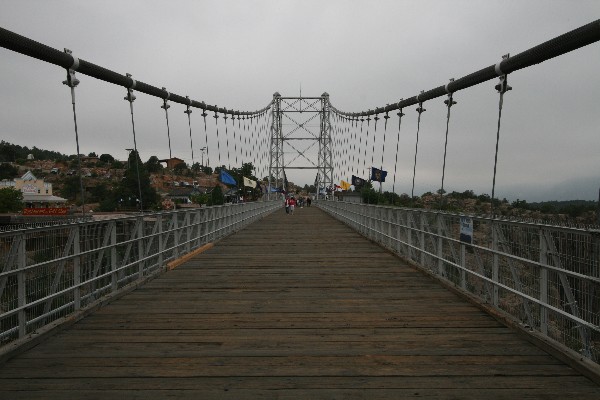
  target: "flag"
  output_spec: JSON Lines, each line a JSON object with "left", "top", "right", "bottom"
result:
{"left": 219, "top": 170, "right": 237, "bottom": 186}
{"left": 370, "top": 167, "right": 388, "bottom": 182}
{"left": 340, "top": 180, "right": 351, "bottom": 190}
{"left": 351, "top": 175, "right": 366, "bottom": 187}
{"left": 243, "top": 176, "right": 257, "bottom": 188}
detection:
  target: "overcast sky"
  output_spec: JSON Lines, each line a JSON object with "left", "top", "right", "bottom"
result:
{"left": 0, "top": 0, "right": 598, "bottom": 201}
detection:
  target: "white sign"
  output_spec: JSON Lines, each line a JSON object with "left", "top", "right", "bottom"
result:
{"left": 22, "top": 184, "right": 39, "bottom": 194}
{"left": 460, "top": 217, "right": 473, "bottom": 244}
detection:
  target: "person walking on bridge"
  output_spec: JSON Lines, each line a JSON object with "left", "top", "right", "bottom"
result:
{"left": 289, "top": 196, "right": 297, "bottom": 214}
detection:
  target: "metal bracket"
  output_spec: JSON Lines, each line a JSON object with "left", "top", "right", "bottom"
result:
{"left": 124, "top": 73, "right": 136, "bottom": 103}
{"left": 416, "top": 91, "right": 426, "bottom": 114}
{"left": 161, "top": 87, "right": 170, "bottom": 110}
{"left": 495, "top": 54, "right": 512, "bottom": 93}
{"left": 62, "top": 49, "right": 80, "bottom": 89}
{"left": 444, "top": 79, "right": 457, "bottom": 107}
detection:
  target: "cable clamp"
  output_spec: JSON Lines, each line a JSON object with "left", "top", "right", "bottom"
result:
{"left": 494, "top": 53, "right": 510, "bottom": 76}
{"left": 444, "top": 78, "right": 455, "bottom": 95}
{"left": 184, "top": 96, "right": 192, "bottom": 114}
{"left": 124, "top": 73, "right": 136, "bottom": 102}
{"left": 416, "top": 92, "right": 426, "bottom": 114}
{"left": 62, "top": 49, "right": 80, "bottom": 88}
{"left": 161, "top": 87, "right": 170, "bottom": 110}
{"left": 64, "top": 48, "right": 79, "bottom": 71}
{"left": 444, "top": 80, "right": 457, "bottom": 107}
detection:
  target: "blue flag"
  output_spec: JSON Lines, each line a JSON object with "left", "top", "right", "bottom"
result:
{"left": 219, "top": 170, "right": 237, "bottom": 186}
{"left": 371, "top": 167, "right": 387, "bottom": 182}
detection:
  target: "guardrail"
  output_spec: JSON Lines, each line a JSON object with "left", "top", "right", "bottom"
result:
{"left": 317, "top": 200, "right": 600, "bottom": 363}
{"left": 0, "top": 201, "right": 279, "bottom": 348}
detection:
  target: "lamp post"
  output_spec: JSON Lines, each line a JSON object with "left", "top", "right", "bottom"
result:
{"left": 200, "top": 147, "right": 207, "bottom": 168}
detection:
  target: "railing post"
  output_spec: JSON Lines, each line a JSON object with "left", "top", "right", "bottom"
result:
{"left": 460, "top": 241, "right": 467, "bottom": 290}
{"left": 137, "top": 216, "right": 145, "bottom": 280}
{"left": 539, "top": 227, "right": 548, "bottom": 336}
{"left": 408, "top": 211, "right": 413, "bottom": 261}
{"left": 185, "top": 211, "right": 191, "bottom": 254}
{"left": 419, "top": 212, "right": 425, "bottom": 267}
{"left": 17, "top": 234, "right": 26, "bottom": 338}
{"left": 437, "top": 213, "right": 445, "bottom": 277}
{"left": 110, "top": 221, "right": 117, "bottom": 292}
{"left": 492, "top": 222, "right": 499, "bottom": 307}
{"left": 74, "top": 226, "right": 81, "bottom": 309}
{"left": 157, "top": 215, "right": 164, "bottom": 270}
{"left": 173, "top": 211, "right": 180, "bottom": 258}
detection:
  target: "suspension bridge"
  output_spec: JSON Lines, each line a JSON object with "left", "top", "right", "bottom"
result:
{"left": 0, "top": 20, "right": 599, "bottom": 398}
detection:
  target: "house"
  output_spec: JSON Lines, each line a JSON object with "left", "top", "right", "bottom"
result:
{"left": 0, "top": 171, "right": 67, "bottom": 207}
{"left": 159, "top": 157, "right": 186, "bottom": 170}
{"left": 165, "top": 187, "right": 202, "bottom": 204}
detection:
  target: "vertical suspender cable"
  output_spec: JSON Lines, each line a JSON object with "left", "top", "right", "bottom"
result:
{"left": 440, "top": 85, "right": 457, "bottom": 209}
{"left": 202, "top": 107, "right": 210, "bottom": 168}
{"left": 411, "top": 97, "right": 426, "bottom": 201}
{"left": 491, "top": 68, "right": 512, "bottom": 216}
{"left": 224, "top": 111, "right": 231, "bottom": 169}
{"left": 392, "top": 106, "right": 404, "bottom": 195}
{"left": 124, "top": 74, "right": 143, "bottom": 212}
{"left": 161, "top": 88, "right": 172, "bottom": 159}
{"left": 184, "top": 96, "right": 195, "bottom": 169}
{"left": 364, "top": 115, "right": 371, "bottom": 178}
{"left": 380, "top": 112, "right": 389, "bottom": 194}
{"left": 372, "top": 114, "right": 379, "bottom": 174}
{"left": 62, "top": 49, "right": 86, "bottom": 217}
{"left": 213, "top": 109, "right": 221, "bottom": 167}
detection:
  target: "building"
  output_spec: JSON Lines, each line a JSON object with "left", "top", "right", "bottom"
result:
{"left": 159, "top": 157, "right": 186, "bottom": 169}
{"left": 0, "top": 171, "right": 67, "bottom": 207}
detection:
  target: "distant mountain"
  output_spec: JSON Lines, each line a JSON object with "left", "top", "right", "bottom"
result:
{"left": 502, "top": 176, "right": 600, "bottom": 202}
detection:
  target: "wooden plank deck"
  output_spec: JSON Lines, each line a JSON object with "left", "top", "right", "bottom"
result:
{"left": 1, "top": 205, "right": 599, "bottom": 399}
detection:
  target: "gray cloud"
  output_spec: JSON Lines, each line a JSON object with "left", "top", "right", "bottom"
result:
{"left": 0, "top": 0, "right": 598, "bottom": 201}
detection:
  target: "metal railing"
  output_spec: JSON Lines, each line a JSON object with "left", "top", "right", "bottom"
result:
{"left": 317, "top": 200, "right": 600, "bottom": 363}
{"left": 0, "top": 200, "right": 279, "bottom": 347}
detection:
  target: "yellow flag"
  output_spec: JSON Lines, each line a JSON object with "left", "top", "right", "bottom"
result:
{"left": 340, "top": 180, "right": 351, "bottom": 190}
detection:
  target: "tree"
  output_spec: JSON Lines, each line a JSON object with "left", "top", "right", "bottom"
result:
{"left": 60, "top": 176, "right": 82, "bottom": 201}
{"left": 210, "top": 185, "right": 224, "bottom": 206}
{"left": 99, "top": 153, "right": 115, "bottom": 164}
{"left": 117, "top": 150, "right": 159, "bottom": 210}
{"left": 145, "top": 156, "right": 163, "bottom": 173}
{"left": 174, "top": 162, "right": 188, "bottom": 174}
{"left": 0, "top": 187, "right": 23, "bottom": 212}
{"left": 0, "top": 163, "right": 18, "bottom": 180}
{"left": 88, "top": 152, "right": 97, "bottom": 157}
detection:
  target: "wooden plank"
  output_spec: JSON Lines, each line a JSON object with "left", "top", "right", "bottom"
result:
{"left": 0, "top": 206, "right": 598, "bottom": 399}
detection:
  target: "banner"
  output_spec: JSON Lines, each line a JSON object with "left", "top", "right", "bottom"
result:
{"left": 340, "top": 180, "right": 351, "bottom": 190}
{"left": 219, "top": 170, "right": 237, "bottom": 186}
{"left": 351, "top": 175, "right": 366, "bottom": 187}
{"left": 371, "top": 167, "right": 388, "bottom": 182}
{"left": 243, "top": 176, "right": 257, "bottom": 188}
{"left": 23, "top": 208, "right": 69, "bottom": 216}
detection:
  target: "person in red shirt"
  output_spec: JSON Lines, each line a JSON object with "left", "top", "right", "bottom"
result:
{"left": 288, "top": 196, "right": 297, "bottom": 214}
